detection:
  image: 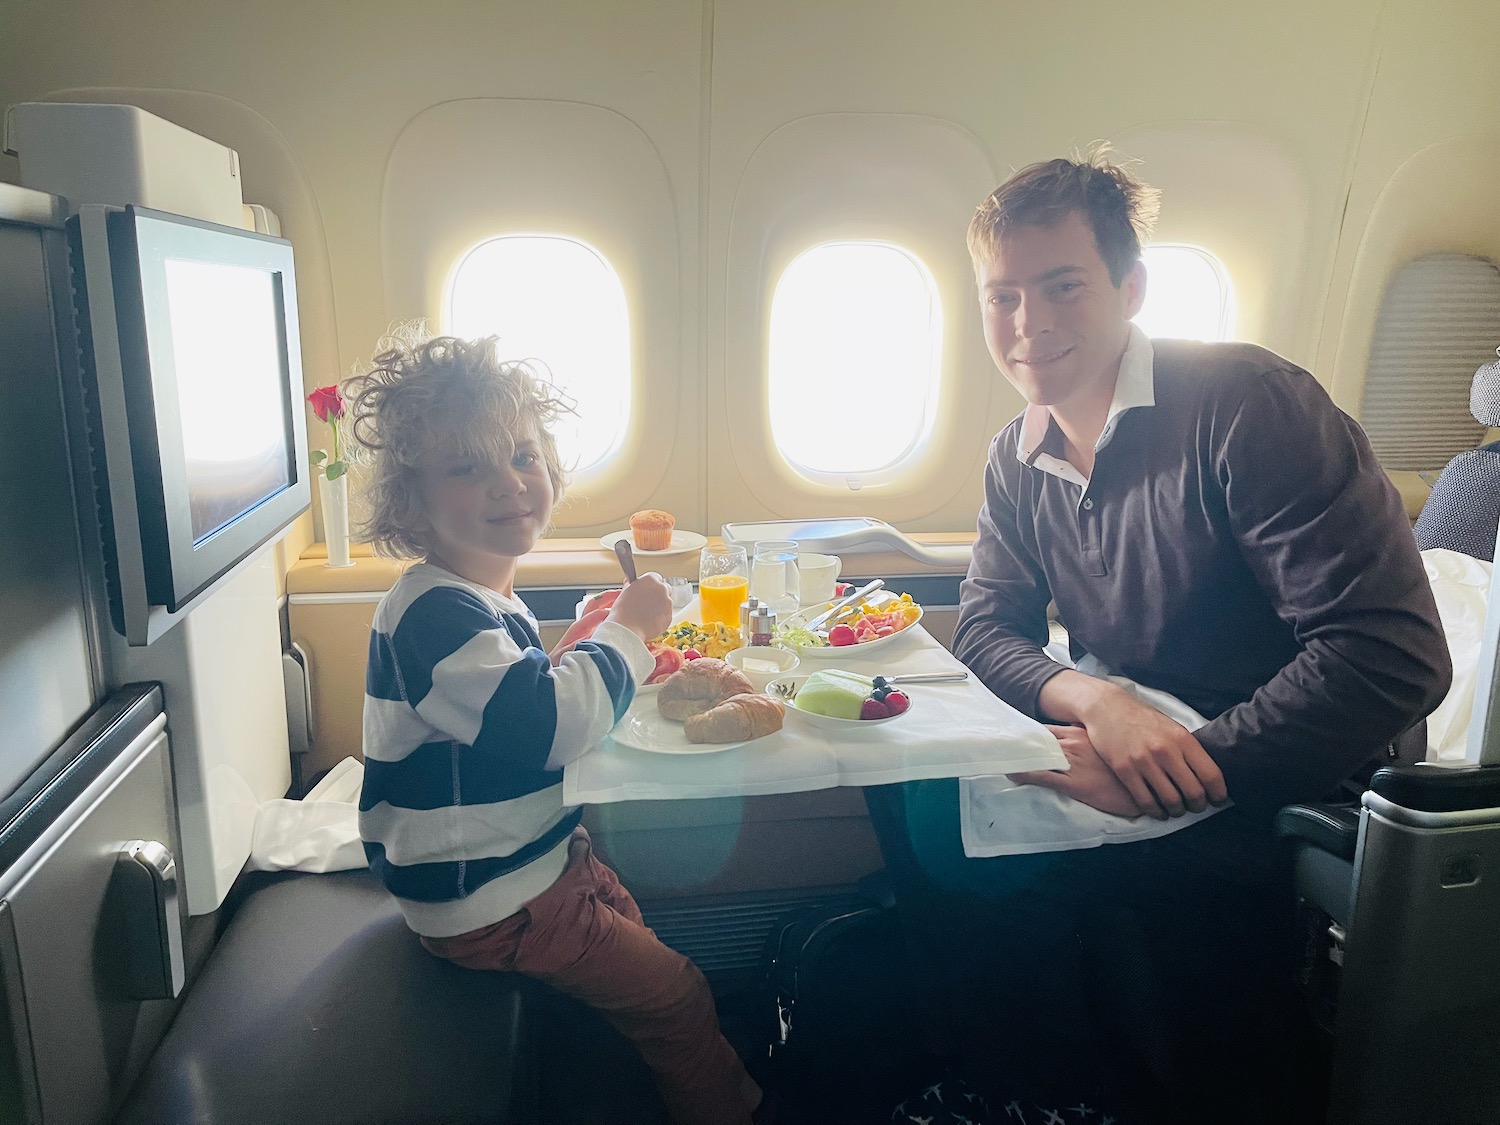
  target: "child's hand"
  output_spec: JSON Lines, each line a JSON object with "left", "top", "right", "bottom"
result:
{"left": 606, "top": 573, "right": 672, "bottom": 643}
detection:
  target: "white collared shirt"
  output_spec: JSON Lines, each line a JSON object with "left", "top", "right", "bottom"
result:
{"left": 1014, "top": 324, "right": 1157, "bottom": 489}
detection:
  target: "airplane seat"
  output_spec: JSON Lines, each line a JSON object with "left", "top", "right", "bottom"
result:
{"left": 1276, "top": 758, "right": 1500, "bottom": 1125}
{"left": 1413, "top": 348, "right": 1500, "bottom": 561}
{"left": 115, "top": 866, "right": 669, "bottom": 1125}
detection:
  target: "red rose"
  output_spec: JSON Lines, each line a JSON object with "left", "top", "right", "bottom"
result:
{"left": 308, "top": 385, "right": 345, "bottom": 422}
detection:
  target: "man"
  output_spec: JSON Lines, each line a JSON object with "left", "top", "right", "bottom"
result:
{"left": 881, "top": 153, "right": 1451, "bottom": 1123}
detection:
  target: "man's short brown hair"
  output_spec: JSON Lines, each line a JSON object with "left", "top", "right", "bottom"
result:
{"left": 967, "top": 146, "right": 1161, "bottom": 286}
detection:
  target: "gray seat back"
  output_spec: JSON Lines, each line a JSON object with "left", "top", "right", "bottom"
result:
{"left": 1328, "top": 788, "right": 1500, "bottom": 1124}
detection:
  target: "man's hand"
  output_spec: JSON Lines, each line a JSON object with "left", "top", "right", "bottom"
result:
{"left": 1081, "top": 687, "right": 1227, "bottom": 817}
{"left": 1039, "top": 672, "right": 1229, "bottom": 818}
{"left": 1011, "top": 724, "right": 1149, "bottom": 819}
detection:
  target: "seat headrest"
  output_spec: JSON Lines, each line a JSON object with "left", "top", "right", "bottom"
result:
{"left": 1472, "top": 348, "right": 1500, "bottom": 426}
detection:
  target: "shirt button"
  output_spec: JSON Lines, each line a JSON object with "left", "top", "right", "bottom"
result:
{"left": 1082, "top": 498, "right": 1094, "bottom": 510}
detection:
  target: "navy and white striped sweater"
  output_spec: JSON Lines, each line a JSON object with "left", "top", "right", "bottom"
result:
{"left": 360, "top": 563, "right": 652, "bottom": 937}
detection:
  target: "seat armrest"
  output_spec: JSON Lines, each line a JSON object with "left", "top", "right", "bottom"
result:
{"left": 1275, "top": 803, "right": 1360, "bottom": 862}
{"left": 1370, "top": 764, "right": 1500, "bottom": 813}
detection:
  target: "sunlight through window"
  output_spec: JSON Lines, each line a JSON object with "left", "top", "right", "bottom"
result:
{"left": 447, "top": 236, "right": 630, "bottom": 473}
{"left": 1134, "top": 244, "right": 1234, "bottom": 342}
{"left": 769, "top": 242, "right": 940, "bottom": 479}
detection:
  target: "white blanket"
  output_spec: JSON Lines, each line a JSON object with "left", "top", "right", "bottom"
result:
{"left": 1421, "top": 549, "right": 1493, "bottom": 763}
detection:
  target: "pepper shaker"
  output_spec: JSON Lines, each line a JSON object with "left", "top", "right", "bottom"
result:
{"left": 747, "top": 604, "right": 777, "bottom": 647}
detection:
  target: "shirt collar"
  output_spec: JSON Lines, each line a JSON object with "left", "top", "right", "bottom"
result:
{"left": 1016, "top": 324, "right": 1156, "bottom": 474}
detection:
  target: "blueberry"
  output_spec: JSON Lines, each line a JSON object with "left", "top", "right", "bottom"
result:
{"left": 872, "top": 676, "right": 890, "bottom": 689}
{"left": 873, "top": 686, "right": 892, "bottom": 701}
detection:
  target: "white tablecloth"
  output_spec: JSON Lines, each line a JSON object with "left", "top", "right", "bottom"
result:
{"left": 563, "top": 625, "right": 1067, "bottom": 804}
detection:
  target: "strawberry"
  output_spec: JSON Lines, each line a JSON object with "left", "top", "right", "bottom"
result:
{"left": 882, "top": 691, "right": 910, "bottom": 716}
{"left": 828, "top": 624, "right": 857, "bottom": 647}
{"left": 860, "top": 697, "right": 891, "bottom": 720}
{"left": 683, "top": 648, "right": 703, "bottom": 661}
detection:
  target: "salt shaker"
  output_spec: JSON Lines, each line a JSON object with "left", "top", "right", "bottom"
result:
{"left": 747, "top": 604, "right": 777, "bottom": 647}
{"left": 740, "top": 596, "right": 765, "bottom": 637}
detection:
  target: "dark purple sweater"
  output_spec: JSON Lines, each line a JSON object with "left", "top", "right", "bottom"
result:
{"left": 954, "top": 340, "right": 1452, "bottom": 817}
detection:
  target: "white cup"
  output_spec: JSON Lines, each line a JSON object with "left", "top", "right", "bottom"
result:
{"left": 797, "top": 553, "right": 842, "bottom": 606}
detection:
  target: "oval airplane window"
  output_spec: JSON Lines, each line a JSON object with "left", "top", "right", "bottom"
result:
{"left": 768, "top": 241, "right": 940, "bottom": 479}
{"left": 1135, "top": 244, "right": 1234, "bottom": 342}
{"left": 446, "top": 234, "right": 630, "bottom": 473}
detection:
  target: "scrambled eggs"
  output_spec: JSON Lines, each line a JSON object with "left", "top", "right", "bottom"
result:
{"left": 652, "top": 621, "right": 743, "bottom": 659}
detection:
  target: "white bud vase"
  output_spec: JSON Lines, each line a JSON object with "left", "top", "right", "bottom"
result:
{"left": 319, "top": 472, "right": 354, "bottom": 568}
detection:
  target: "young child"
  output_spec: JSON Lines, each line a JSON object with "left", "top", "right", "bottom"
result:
{"left": 345, "top": 333, "right": 763, "bottom": 1125}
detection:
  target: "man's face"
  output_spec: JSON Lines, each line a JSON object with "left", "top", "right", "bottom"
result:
{"left": 976, "top": 211, "right": 1145, "bottom": 411}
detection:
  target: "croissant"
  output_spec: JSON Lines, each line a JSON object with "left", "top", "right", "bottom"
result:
{"left": 685, "top": 693, "right": 786, "bottom": 743}
{"left": 657, "top": 658, "right": 754, "bottom": 720}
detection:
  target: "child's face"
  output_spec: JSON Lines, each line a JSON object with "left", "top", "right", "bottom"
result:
{"left": 413, "top": 434, "right": 555, "bottom": 588}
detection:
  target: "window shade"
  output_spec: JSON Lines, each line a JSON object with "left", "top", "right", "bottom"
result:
{"left": 1360, "top": 253, "right": 1500, "bottom": 471}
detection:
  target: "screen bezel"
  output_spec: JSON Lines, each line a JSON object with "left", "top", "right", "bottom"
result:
{"left": 109, "top": 205, "right": 309, "bottom": 612}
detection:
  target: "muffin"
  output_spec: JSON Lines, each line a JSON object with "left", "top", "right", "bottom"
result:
{"left": 629, "top": 509, "right": 676, "bottom": 551}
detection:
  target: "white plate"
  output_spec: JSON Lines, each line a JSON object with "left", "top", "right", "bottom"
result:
{"left": 766, "top": 674, "right": 911, "bottom": 728}
{"left": 600, "top": 529, "right": 709, "bottom": 557}
{"left": 609, "top": 699, "right": 756, "bottom": 754}
{"left": 786, "top": 599, "right": 924, "bottom": 658}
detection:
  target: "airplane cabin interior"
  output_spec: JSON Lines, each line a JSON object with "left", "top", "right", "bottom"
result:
{"left": 3, "top": 2, "right": 1500, "bottom": 1123}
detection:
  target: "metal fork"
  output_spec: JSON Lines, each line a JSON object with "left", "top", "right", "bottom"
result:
{"left": 770, "top": 670, "right": 968, "bottom": 700}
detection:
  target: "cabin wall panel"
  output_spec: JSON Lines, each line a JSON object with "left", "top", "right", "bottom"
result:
{"left": 1317, "top": 0, "right": 1500, "bottom": 408}
{"left": 0, "top": 211, "right": 98, "bottom": 800}
{"left": 4, "top": 0, "right": 1500, "bottom": 533}
{"left": 0, "top": 0, "right": 708, "bottom": 531}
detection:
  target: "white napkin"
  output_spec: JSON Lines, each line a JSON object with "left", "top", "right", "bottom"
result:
{"left": 960, "top": 655, "right": 1225, "bottom": 857}
{"left": 247, "top": 757, "right": 368, "bottom": 872}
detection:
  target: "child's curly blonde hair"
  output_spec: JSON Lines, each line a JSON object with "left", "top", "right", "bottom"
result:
{"left": 343, "top": 328, "right": 573, "bottom": 559}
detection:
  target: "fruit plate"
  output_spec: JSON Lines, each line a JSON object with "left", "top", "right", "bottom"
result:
{"left": 599, "top": 529, "right": 708, "bottom": 557}
{"left": 610, "top": 695, "right": 759, "bottom": 754}
{"left": 786, "top": 601, "right": 924, "bottom": 658}
{"left": 764, "top": 674, "right": 911, "bottom": 729}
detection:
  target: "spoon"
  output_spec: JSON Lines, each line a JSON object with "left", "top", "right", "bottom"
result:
{"left": 613, "top": 538, "right": 638, "bottom": 583}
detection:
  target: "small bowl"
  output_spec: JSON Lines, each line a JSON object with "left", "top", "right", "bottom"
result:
{"left": 765, "top": 673, "right": 911, "bottom": 728}
{"left": 725, "top": 645, "right": 801, "bottom": 691}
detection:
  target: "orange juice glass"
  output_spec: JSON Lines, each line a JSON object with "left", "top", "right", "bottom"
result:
{"left": 698, "top": 544, "right": 749, "bottom": 628}
{"left": 700, "top": 575, "right": 750, "bottom": 628}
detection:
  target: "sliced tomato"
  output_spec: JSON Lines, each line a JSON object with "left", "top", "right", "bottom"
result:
{"left": 645, "top": 645, "right": 687, "bottom": 684}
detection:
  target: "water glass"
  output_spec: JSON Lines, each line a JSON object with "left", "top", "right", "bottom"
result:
{"left": 751, "top": 539, "right": 800, "bottom": 616}
{"left": 698, "top": 543, "right": 749, "bottom": 628}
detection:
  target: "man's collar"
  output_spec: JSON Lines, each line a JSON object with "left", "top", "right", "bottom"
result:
{"left": 1016, "top": 324, "right": 1156, "bottom": 467}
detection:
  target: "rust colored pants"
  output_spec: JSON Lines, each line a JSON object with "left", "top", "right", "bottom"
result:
{"left": 423, "top": 828, "right": 761, "bottom": 1125}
